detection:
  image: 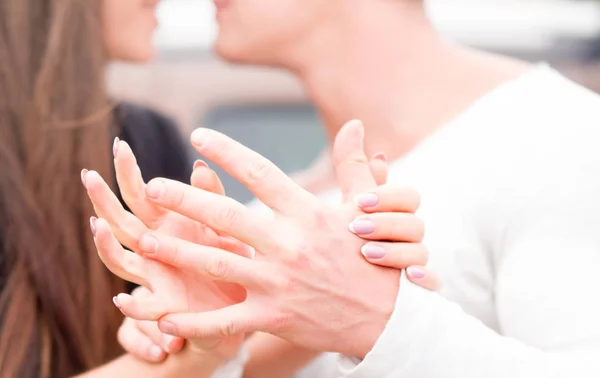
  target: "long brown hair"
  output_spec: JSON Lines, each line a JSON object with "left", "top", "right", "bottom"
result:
{"left": 0, "top": 0, "right": 126, "bottom": 376}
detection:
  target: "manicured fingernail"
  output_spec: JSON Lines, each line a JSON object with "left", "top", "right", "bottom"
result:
{"left": 90, "top": 217, "right": 97, "bottom": 237}
{"left": 159, "top": 321, "right": 177, "bottom": 335}
{"left": 194, "top": 160, "right": 209, "bottom": 170}
{"left": 139, "top": 234, "right": 158, "bottom": 255}
{"left": 407, "top": 266, "right": 426, "bottom": 279}
{"left": 373, "top": 152, "right": 387, "bottom": 162}
{"left": 162, "top": 336, "right": 175, "bottom": 352}
{"left": 113, "top": 137, "right": 119, "bottom": 158}
{"left": 149, "top": 345, "right": 164, "bottom": 360}
{"left": 81, "top": 169, "right": 88, "bottom": 187}
{"left": 112, "top": 296, "right": 121, "bottom": 309}
{"left": 361, "top": 244, "right": 386, "bottom": 259}
{"left": 146, "top": 179, "right": 165, "bottom": 199}
{"left": 348, "top": 220, "right": 375, "bottom": 235}
{"left": 190, "top": 129, "right": 210, "bottom": 147}
{"left": 354, "top": 193, "right": 379, "bottom": 208}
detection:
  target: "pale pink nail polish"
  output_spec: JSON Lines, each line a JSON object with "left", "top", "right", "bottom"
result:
{"left": 349, "top": 220, "right": 375, "bottom": 235}
{"left": 81, "top": 169, "right": 88, "bottom": 187}
{"left": 112, "top": 296, "right": 121, "bottom": 309}
{"left": 159, "top": 321, "right": 177, "bottom": 336}
{"left": 113, "top": 137, "right": 119, "bottom": 158}
{"left": 146, "top": 179, "right": 165, "bottom": 199}
{"left": 361, "top": 244, "right": 386, "bottom": 259}
{"left": 139, "top": 234, "right": 158, "bottom": 255}
{"left": 354, "top": 193, "right": 379, "bottom": 208}
{"left": 194, "top": 160, "right": 209, "bottom": 170}
{"left": 149, "top": 345, "right": 163, "bottom": 360}
{"left": 407, "top": 266, "right": 426, "bottom": 279}
{"left": 90, "top": 217, "right": 97, "bottom": 237}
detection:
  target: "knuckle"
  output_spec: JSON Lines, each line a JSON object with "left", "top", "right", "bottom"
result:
{"left": 218, "top": 320, "right": 238, "bottom": 337}
{"left": 269, "top": 312, "right": 292, "bottom": 333}
{"left": 205, "top": 255, "right": 231, "bottom": 279}
{"left": 215, "top": 206, "right": 240, "bottom": 229}
{"left": 244, "top": 159, "right": 272, "bottom": 187}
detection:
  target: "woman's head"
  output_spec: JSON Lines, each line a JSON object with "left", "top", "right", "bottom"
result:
{"left": 0, "top": 0, "right": 139, "bottom": 376}
{"left": 103, "top": 0, "right": 161, "bottom": 62}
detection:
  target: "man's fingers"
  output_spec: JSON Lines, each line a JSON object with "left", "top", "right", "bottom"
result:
{"left": 189, "top": 128, "right": 313, "bottom": 215}
{"left": 84, "top": 170, "right": 148, "bottom": 251}
{"left": 406, "top": 266, "right": 442, "bottom": 292}
{"left": 117, "top": 317, "right": 166, "bottom": 363}
{"left": 158, "top": 303, "right": 268, "bottom": 339}
{"left": 114, "top": 139, "right": 166, "bottom": 226}
{"left": 138, "top": 232, "right": 264, "bottom": 288}
{"left": 92, "top": 218, "right": 151, "bottom": 288}
{"left": 354, "top": 185, "right": 420, "bottom": 213}
{"left": 144, "top": 178, "right": 277, "bottom": 250}
{"left": 333, "top": 120, "right": 377, "bottom": 201}
{"left": 191, "top": 161, "right": 226, "bottom": 195}
{"left": 348, "top": 213, "right": 425, "bottom": 242}
{"left": 360, "top": 242, "right": 428, "bottom": 268}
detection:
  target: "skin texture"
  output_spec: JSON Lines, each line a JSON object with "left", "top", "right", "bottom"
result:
{"left": 87, "top": 121, "right": 430, "bottom": 361}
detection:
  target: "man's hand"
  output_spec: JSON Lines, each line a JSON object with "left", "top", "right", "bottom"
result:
{"left": 117, "top": 120, "right": 423, "bottom": 358}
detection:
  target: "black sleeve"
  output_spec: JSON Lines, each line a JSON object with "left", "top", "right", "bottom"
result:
{"left": 115, "top": 103, "right": 193, "bottom": 184}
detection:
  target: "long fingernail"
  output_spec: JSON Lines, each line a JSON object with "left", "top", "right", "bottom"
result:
{"left": 373, "top": 152, "right": 387, "bottom": 162}
{"left": 354, "top": 193, "right": 379, "bottom": 208}
{"left": 190, "top": 129, "right": 210, "bottom": 148}
{"left": 113, "top": 137, "right": 119, "bottom": 158}
{"left": 194, "top": 160, "right": 209, "bottom": 170}
{"left": 159, "top": 321, "right": 177, "bottom": 336}
{"left": 112, "top": 296, "right": 121, "bottom": 309}
{"left": 407, "top": 266, "right": 426, "bottom": 279}
{"left": 149, "top": 345, "right": 164, "bottom": 360}
{"left": 348, "top": 219, "right": 375, "bottom": 235}
{"left": 361, "top": 244, "right": 386, "bottom": 259}
{"left": 146, "top": 179, "right": 165, "bottom": 199}
{"left": 139, "top": 234, "right": 158, "bottom": 255}
{"left": 90, "top": 217, "right": 97, "bottom": 237}
{"left": 81, "top": 169, "right": 88, "bottom": 187}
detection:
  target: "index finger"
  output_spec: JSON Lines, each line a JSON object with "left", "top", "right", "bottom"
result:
{"left": 145, "top": 178, "right": 277, "bottom": 250}
{"left": 333, "top": 120, "right": 377, "bottom": 201}
{"left": 190, "top": 128, "right": 314, "bottom": 215}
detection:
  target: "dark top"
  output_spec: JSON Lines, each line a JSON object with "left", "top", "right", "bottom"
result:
{"left": 0, "top": 102, "right": 192, "bottom": 294}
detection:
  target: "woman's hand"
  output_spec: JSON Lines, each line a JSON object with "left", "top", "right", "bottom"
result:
{"left": 82, "top": 142, "right": 249, "bottom": 361}
{"left": 352, "top": 185, "right": 442, "bottom": 291}
{"left": 117, "top": 287, "right": 185, "bottom": 363}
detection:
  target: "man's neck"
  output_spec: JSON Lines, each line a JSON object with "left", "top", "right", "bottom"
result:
{"left": 285, "top": 3, "right": 530, "bottom": 160}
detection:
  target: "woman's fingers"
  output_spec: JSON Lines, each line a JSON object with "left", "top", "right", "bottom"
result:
{"left": 114, "top": 139, "right": 166, "bottom": 226}
{"left": 354, "top": 185, "right": 420, "bottom": 213}
{"left": 360, "top": 241, "right": 428, "bottom": 267}
{"left": 191, "top": 160, "right": 226, "bottom": 195}
{"left": 84, "top": 170, "right": 148, "bottom": 251}
{"left": 118, "top": 317, "right": 166, "bottom": 363}
{"left": 348, "top": 212, "right": 424, "bottom": 242}
{"left": 91, "top": 217, "right": 151, "bottom": 288}
{"left": 406, "top": 266, "right": 442, "bottom": 292}
{"left": 113, "top": 292, "right": 176, "bottom": 321}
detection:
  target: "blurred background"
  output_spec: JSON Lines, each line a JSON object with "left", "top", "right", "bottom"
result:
{"left": 107, "top": 0, "right": 600, "bottom": 203}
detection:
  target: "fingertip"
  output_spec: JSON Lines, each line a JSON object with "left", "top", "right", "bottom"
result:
{"left": 193, "top": 159, "right": 209, "bottom": 170}
{"left": 406, "top": 266, "right": 426, "bottom": 280}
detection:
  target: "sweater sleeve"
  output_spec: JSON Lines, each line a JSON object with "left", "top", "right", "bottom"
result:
{"left": 338, "top": 169, "right": 600, "bottom": 378}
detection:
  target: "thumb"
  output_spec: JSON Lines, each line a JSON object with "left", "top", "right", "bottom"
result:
{"left": 333, "top": 120, "right": 377, "bottom": 201}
